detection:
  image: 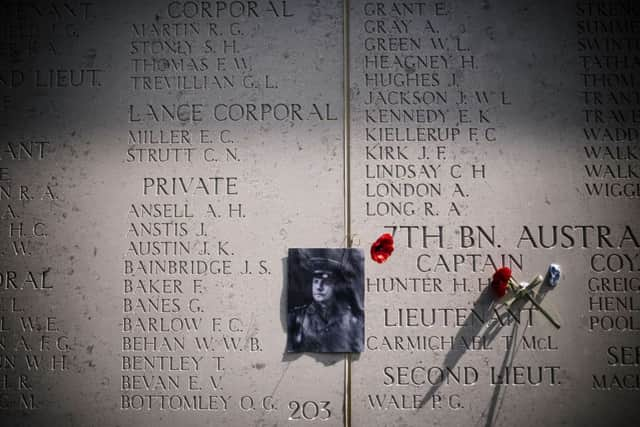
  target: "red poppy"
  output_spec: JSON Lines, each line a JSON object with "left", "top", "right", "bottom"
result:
{"left": 491, "top": 267, "right": 512, "bottom": 298}
{"left": 371, "top": 233, "right": 394, "bottom": 263}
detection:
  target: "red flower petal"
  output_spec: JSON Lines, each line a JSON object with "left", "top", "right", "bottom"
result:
{"left": 493, "top": 282, "right": 508, "bottom": 298}
{"left": 491, "top": 267, "right": 512, "bottom": 298}
{"left": 371, "top": 233, "right": 394, "bottom": 264}
{"left": 493, "top": 267, "right": 512, "bottom": 283}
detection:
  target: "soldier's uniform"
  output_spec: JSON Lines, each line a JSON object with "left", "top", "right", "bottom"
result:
{"left": 289, "top": 300, "right": 363, "bottom": 353}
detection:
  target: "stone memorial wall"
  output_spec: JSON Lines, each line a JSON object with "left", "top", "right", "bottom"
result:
{"left": 0, "top": 1, "right": 638, "bottom": 426}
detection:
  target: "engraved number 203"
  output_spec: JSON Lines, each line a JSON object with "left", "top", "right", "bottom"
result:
{"left": 288, "top": 400, "right": 331, "bottom": 421}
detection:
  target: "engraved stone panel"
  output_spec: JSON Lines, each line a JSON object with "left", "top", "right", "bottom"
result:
{"left": 349, "top": 0, "right": 640, "bottom": 426}
{"left": 1, "top": 1, "right": 345, "bottom": 425}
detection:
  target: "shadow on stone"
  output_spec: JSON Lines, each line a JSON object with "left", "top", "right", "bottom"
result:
{"left": 417, "top": 284, "right": 554, "bottom": 426}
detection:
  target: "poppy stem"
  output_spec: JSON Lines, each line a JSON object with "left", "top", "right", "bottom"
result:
{"left": 524, "top": 292, "right": 561, "bottom": 329}
{"left": 508, "top": 275, "right": 561, "bottom": 329}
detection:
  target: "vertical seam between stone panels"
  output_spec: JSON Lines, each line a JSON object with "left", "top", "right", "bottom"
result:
{"left": 342, "top": 0, "right": 352, "bottom": 427}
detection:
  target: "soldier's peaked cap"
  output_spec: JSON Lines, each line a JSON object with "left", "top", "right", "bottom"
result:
{"left": 309, "top": 257, "right": 345, "bottom": 280}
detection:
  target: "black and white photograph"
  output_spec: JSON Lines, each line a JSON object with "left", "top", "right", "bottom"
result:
{"left": 287, "top": 248, "right": 364, "bottom": 353}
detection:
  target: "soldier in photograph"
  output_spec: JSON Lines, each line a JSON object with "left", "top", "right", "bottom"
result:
{"left": 287, "top": 256, "right": 364, "bottom": 353}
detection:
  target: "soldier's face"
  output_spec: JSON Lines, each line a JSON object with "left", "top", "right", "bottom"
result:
{"left": 312, "top": 276, "right": 335, "bottom": 303}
